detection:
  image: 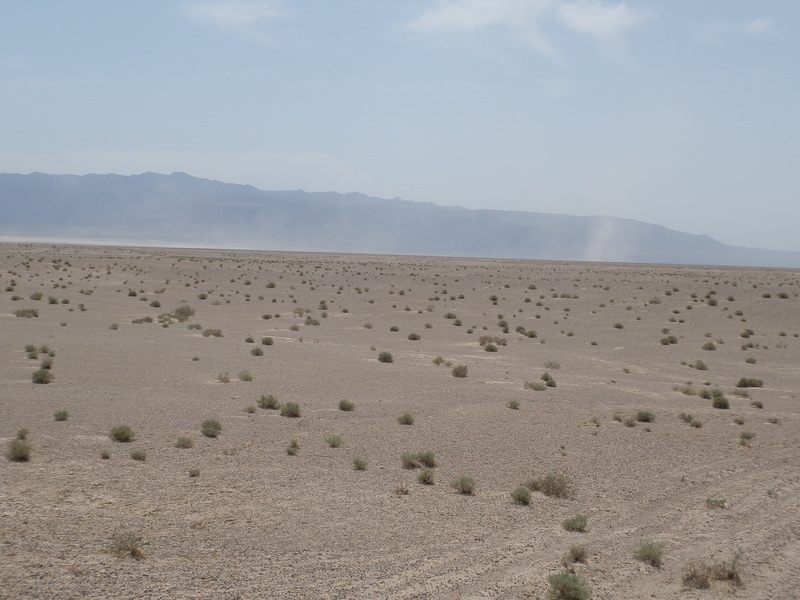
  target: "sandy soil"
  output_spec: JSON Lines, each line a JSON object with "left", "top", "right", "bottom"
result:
{"left": 1, "top": 243, "right": 798, "bottom": 600}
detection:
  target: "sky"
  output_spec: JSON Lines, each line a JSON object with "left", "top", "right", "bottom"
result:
{"left": 1, "top": 1, "right": 799, "bottom": 251}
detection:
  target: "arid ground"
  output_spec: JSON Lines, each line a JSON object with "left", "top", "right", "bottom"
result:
{"left": 1, "top": 243, "right": 798, "bottom": 599}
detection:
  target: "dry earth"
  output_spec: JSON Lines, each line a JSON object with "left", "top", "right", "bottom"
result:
{"left": 1, "top": 243, "right": 798, "bottom": 600}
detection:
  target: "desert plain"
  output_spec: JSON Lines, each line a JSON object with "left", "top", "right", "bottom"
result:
{"left": 1, "top": 242, "right": 798, "bottom": 600}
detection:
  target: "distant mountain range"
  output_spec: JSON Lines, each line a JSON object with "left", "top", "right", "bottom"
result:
{"left": 1, "top": 171, "right": 798, "bottom": 268}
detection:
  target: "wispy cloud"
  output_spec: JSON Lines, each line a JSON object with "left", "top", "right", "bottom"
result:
{"left": 409, "top": 0, "right": 559, "bottom": 57}
{"left": 180, "top": 0, "right": 288, "bottom": 39}
{"left": 698, "top": 17, "right": 775, "bottom": 39}
{"left": 409, "top": 0, "right": 651, "bottom": 59}
{"left": 557, "top": 1, "right": 651, "bottom": 41}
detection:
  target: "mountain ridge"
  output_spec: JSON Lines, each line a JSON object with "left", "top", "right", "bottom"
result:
{"left": 1, "top": 171, "right": 798, "bottom": 268}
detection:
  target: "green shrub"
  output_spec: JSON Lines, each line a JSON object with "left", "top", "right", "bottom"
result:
{"left": 541, "top": 372, "right": 557, "bottom": 387}
{"left": 377, "top": 351, "right": 394, "bottom": 363}
{"left": 251, "top": 347, "right": 264, "bottom": 356}
{"left": 418, "top": 468, "right": 435, "bottom": 485}
{"left": 258, "top": 394, "right": 279, "bottom": 410}
{"left": 451, "top": 365, "right": 468, "bottom": 378}
{"left": 200, "top": 419, "right": 222, "bottom": 438}
{"left": 416, "top": 451, "right": 436, "bottom": 468}
{"left": 407, "top": 333, "right": 420, "bottom": 340}
{"left": 397, "top": 413, "right": 414, "bottom": 425}
{"left": 712, "top": 396, "right": 730, "bottom": 409}
{"left": 736, "top": 377, "right": 763, "bottom": 388}
{"left": 130, "top": 449, "right": 146, "bottom": 461}
{"left": 705, "top": 498, "right": 727, "bottom": 509}
{"left": 325, "top": 435, "right": 343, "bottom": 448}
{"left": 506, "top": 399, "right": 520, "bottom": 410}
{"left": 635, "top": 411, "right": 655, "bottom": 423}
{"left": 217, "top": 372, "right": 231, "bottom": 383}
{"left": 100, "top": 449, "right": 111, "bottom": 459}
{"left": 172, "top": 305, "right": 195, "bottom": 322}
{"left": 175, "top": 437, "right": 194, "bottom": 449}
{"left": 15, "top": 308, "right": 39, "bottom": 318}
{"left": 660, "top": 335, "right": 678, "bottom": 345}
{"left": 751, "top": 400, "right": 763, "bottom": 409}
{"left": 352, "top": 456, "right": 367, "bottom": 471}
{"left": 280, "top": 402, "right": 301, "bottom": 418}
{"left": 525, "top": 474, "right": 574, "bottom": 498}
{"left": 338, "top": 399, "right": 355, "bottom": 411}
{"left": 109, "top": 425, "right": 135, "bottom": 442}
{"left": 188, "top": 468, "right": 200, "bottom": 477}
{"left": 562, "top": 545, "right": 588, "bottom": 565}
{"left": 261, "top": 337, "right": 274, "bottom": 346}
{"left": 244, "top": 405, "right": 257, "bottom": 414}
{"left": 634, "top": 541, "right": 665, "bottom": 567}
{"left": 547, "top": 571, "right": 590, "bottom": 600}
{"left": 702, "top": 342, "right": 716, "bottom": 351}
{"left": 110, "top": 532, "right": 146, "bottom": 560}
{"left": 54, "top": 410, "right": 69, "bottom": 421}
{"left": 238, "top": 370, "right": 253, "bottom": 382}
{"left": 510, "top": 486, "right": 531, "bottom": 505}
{"left": 31, "top": 369, "right": 54, "bottom": 384}
{"left": 623, "top": 417, "right": 636, "bottom": 427}
{"left": 450, "top": 476, "right": 475, "bottom": 495}
{"left": 562, "top": 515, "right": 588, "bottom": 532}
{"left": 202, "top": 328, "right": 223, "bottom": 337}
{"left": 679, "top": 413, "right": 694, "bottom": 423}
{"left": 6, "top": 438, "right": 32, "bottom": 461}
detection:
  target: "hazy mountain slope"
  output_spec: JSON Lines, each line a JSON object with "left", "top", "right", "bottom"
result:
{"left": 1, "top": 172, "right": 798, "bottom": 267}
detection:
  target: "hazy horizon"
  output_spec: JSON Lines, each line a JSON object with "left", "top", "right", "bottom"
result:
{"left": 2, "top": 2, "right": 798, "bottom": 252}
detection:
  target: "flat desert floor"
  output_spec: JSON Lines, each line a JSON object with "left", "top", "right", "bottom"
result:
{"left": 1, "top": 243, "right": 798, "bottom": 600}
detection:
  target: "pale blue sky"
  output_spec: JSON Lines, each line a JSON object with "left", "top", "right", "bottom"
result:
{"left": 2, "top": 1, "right": 798, "bottom": 251}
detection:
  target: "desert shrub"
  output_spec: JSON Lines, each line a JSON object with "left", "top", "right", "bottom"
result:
{"left": 450, "top": 475, "right": 475, "bottom": 495}
{"left": 110, "top": 532, "right": 146, "bottom": 560}
{"left": 683, "top": 556, "right": 741, "bottom": 589}
{"left": 407, "top": 333, "right": 420, "bottom": 340}
{"left": 692, "top": 360, "right": 708, "bottom": 371}
{"left": 6, "top": 438, "right": 32, "bottom": 461}
{"left": 510, "top": 486, "right": 531, "bottom": 505}
{"left": 188, "top": 468, "right": 200, "bottom": 477}
{"left": 561, "top": 546, "right": 588, "bottom": 567}
{"left": 378, "top": 351, "right": 394, "bottom": 363}
{"left": 130, "top": 449, "right": 146, "bottom": 461}
{"left": 525, "top": 474, "right": 574, "bottom": 498}
{"left": 397, "top": 413, "right": 414, "bottom": 425}
{"left": 660, "top": 335, "right": 678, "bottom": 345}
{"left": 53, "top": 410, "right": 68, "bottom": 421}
{"left": 562, "top": 515, "right": 588, "bottom": 532}
{"left": 745, "top": 357, "right": 756, "bottom": 364}
{"left": 172, "top": 305, "right": 195, "bottom": 322}
{"left": 432, "top": 356, "right": 445, "bottom": 365}
{"left": 258, "top": 394, "right": 279, "bottom": 409}
{"left": 733, "top": 416, "right": 745, "bottom": 425}
{"left": 690, "top": 419, "right": 703, "bottom": 428}
{"left": 541, "top": 372, "right": 557, "bottom": 387}
{"left": 415, "top": 451, "right": 436, "bottom": 468}
{"left": 251, "top": 347, "right": 263, "bottom": 356}
{"left": 175, "top": 437, "right": 194, "bottom": 449}
{"left": 109, "top": 425, "right": 135, "bottom": 442}
{"left": 506, "top": 399, "right": 520, "bottom": 410}
{"left": 261, "top": 337, "right": 274, "bottom": 346}
{"left": 484, "top": 343, "right": 498, "bottom": 352}
{"left": 740, "top": 430, "right": 756, "bottom": 441}
{"left": 15, "top": 308, "right": 39, "bottom": 318}
{"left": 244, "top": 405, "right": 257, "bottom": 414}
{"left": 280, "top": 402, "right": 301, "bottom": 418}
{"left": 418, "top": 469, "right": 435, "bottom": 485}
{"left": 352, "top": 456, "right": 367, "bottom": 470}
{"left": 702, "top": 342, "right": 717, "bottom": 351}
{"left": 712, "top": 396, "right": 730, "bottom": 409}
{"left": 736, "top": 377, "right": 763, "bottom": 388}
{"left": 679, "top": 413, "right": 694, "bottom": 423}
{"left": 547, "top": 571, "right": 590, "bottom": 600}
{"left": 389, "top": 325, "right": 399, "bottom": 332}
{"left": 635, "top": 411, "right": 655, "bottom": 423}
{"left": 217, "top": 372, "right": 231, "bottom": 383}
{"left": 451, "top": 365, "right": 468, "bottom": 378}
{"left": 338, "top": 399, "right": 355, "bottom": 411}
{"left": 525, "top": 380, "right": 547, "bottom": 391}
{"left": 100, "top": 449, "right": 111, "bottom": 459}
{"left": 202, "top": 328, "right": 223, "bottom": 337}
{"left": 325, "top": 435, "right": 343, "bottom": 448}
{"left": 200, "top": 419, "right": 222, "bottom": 438}
{"left": 40, "top": 357, "right": 53, "bottom": 370}
{"left": 768, "top": 416, "right": 779, "bottom": 424}
{"left": 623, "top": 417, "right": 636, "bottom": 427}
{"left": 16, "top": 429, "right": 28, "bottom": 440}
{"left": 31, "top": 369, "right": 54, "bottom": 384}
{"left": 751, "top": 400, "right": 763, "bottom": 409}
{"left": 238, "top": 370, "right": 253, "bottom": 382}
{"left": 634, "top": 541, "right": 665, "bottom": 567}
{"left": 613, "top": 322, "right": 623, "bottom": 329}
{"left": 705, "top": 497, "right": 727, "bottom": 509}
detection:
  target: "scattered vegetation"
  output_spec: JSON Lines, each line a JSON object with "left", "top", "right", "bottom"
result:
{"left": 562, "top": 515, "right": 588, "bottom": 532}
{"left": 280, "top": 402, "right": 301, "bottom": 418}
{"left": 109, "top": 425, "right": 135, "bottom": 442}
{"left": 53, "top": 410, "right": 69, "bottom": 421}
{"left": 110, "top": 532, "right": 146, "bottom": 560}
{"left": 377, "top": 351, "right": 394, "bottom": 363}
{"left": 338, "top": 399, "right": 355, "bottom": 411}
{"left": 200, "top": 419, "right": 222, "bottom": 438}
{"left": 634, "top": 540, "right": 665, "bottom": 568}
{"left": 451, "top": 364, "right": 468, "bottom": 378}
{"left": 547, "top": 571, "right": 590, "bottom": 600}
{"left": 525, "top": 474, "right": 574, "bottom": 499}
{"left": 450, "top": 475, "right": 476, "bottom": 495}
{"left": 397, "top": 413, "right": 414, "bottom": 425}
